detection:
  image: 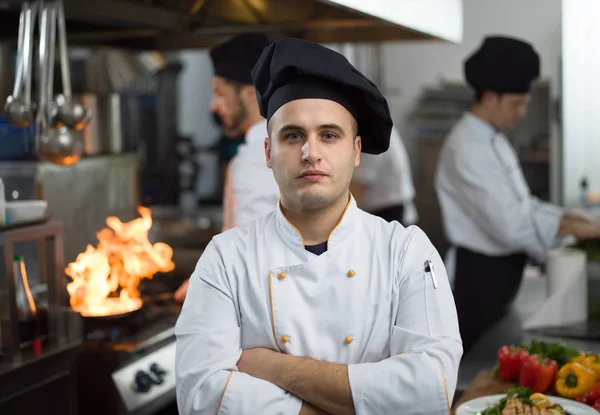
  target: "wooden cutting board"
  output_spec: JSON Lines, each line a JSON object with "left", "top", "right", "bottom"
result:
{"left": 452, "top": 370, "right": 514, "bottom": 414}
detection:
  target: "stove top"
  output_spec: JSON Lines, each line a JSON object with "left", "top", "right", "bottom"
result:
{"left": 76, "top": 276, "right": 183, "bottom": 415}
{"left": 84, "top": 298, "right": 180, "bottom": 354}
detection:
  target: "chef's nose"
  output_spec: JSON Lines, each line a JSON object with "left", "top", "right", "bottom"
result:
{"left": 301, "top": 135, "right": 322, "bottom": 163}
{"left": 209, "top": 97, "right": 218, "bottom": 113}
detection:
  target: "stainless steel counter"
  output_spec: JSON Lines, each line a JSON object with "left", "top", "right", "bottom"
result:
{"left": 457, "top": 275, "right": 600, "bottom": 393}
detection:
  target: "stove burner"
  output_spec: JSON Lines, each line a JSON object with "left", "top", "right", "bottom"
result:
{"left": 82, "top": 277, "right": 182, "bottom": 350}
{"left": 76, "top": 276, "right": 183, "bottom": 415}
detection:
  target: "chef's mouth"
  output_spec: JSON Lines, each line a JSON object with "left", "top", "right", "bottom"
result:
{"left": 298, "top": 171, "right": 328, "bottom": 182}
{"left": 298, "top": 170, "right": 327, "bottom": 178}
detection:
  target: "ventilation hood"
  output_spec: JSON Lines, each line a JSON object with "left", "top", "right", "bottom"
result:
{"left": 2, "top": 0, "right": 463, "bottom": 50}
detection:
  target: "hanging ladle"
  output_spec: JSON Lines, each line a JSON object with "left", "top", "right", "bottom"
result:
{"left": 4, "top": 2, "right": 34, "bottom": 128}
{"left": 37, "top": 1, "right": 81, "bottom": 166}
{"left": 54, "top": 0, "right": 90, "bottom": 130}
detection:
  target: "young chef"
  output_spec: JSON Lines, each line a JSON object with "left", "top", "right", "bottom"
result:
{"left": 351, "top": 125, "right": 418, "bottom": 226}
{"left": 175, "top": 37, "right": 462, "bottom": 415}
{"left": 435, "top": 35, "right": 600, "bottom": 355}
{"left": 174, "top": 33, "right": 279, "bottom": 303}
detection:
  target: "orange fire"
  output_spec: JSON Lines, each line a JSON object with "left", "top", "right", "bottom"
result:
{"left": 66, "top": 206, "right": 175, "bottom": 317}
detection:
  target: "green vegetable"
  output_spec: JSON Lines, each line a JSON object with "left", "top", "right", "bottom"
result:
{"left": 491, "top": 362, "right": 499, "bottom": 378}
{"left": 573, "top": 239, "right": 600, "bottom": 262}
{"left": 480, "top": 387, "right": 533, "bottom": 415}
{"left": 518, "top": 339, "right": 579, "bottom": 367}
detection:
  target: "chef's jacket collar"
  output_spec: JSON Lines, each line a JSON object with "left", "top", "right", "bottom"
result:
{"left": 465, "top": 111, "right": 497, "bottom": 139}
{"left": 275, "top": 195, "right": 358, "bottom": 252}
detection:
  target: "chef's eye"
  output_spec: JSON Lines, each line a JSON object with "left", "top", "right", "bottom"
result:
{"left": 322, "top": 132, "right": 337, "bottom": 140}
{"left": 285, "top": 133, "right": 302, "bottom": 141}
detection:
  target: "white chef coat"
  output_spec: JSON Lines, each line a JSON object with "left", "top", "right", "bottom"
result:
{"left": 435, "top": 112, "right": 564, "bottom": 264}
{"left": 222, "top": 119, "right": 280, "bottom": 230}
{"left": 354, "top": 126, "right": 418, "bottom": 225}
{"left": 175, "top": 196, "right": 462, "bottom": 415}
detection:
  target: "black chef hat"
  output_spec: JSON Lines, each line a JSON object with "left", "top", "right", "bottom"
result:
{"left": 251, "top": 37, "right": 392, "bottom": 155}
{"left": 464, "top": 36, "right": 540, "bottom": 94}
{"left": 210, "top": 33, "right": 271, "bottom": 85}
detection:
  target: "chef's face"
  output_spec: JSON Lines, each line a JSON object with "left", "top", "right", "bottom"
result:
{"left": 265, "top": 99, "right": 361, "bottom": 211}
{"left": 489, "top": 93, "right": 530, "bottom": 130}
{"left": 210, "top": 76, "right": 249, "bottom": 133}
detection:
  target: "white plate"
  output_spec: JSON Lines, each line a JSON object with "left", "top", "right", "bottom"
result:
{"left": 455, "top": 394, "right": 597, "bottom": 415}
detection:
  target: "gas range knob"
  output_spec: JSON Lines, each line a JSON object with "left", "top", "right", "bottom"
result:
{"left": 150, "top": 363, "right": 166, "bottom": 376}
{"left": 133, "top": 370, "right": 153, "bottom": 393}
{"left": 149, "top": 363, "right": 167, "bottom": 385}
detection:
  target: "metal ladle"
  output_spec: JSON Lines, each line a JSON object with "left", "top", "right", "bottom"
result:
{"left": 4, "top": 2, "right": 34, "bottom": 128}
{"left": 37, "top": 1, "right": 82, "bottom": 166}
{"left": 55, "top": 0, "right": 90, "bottom": 131}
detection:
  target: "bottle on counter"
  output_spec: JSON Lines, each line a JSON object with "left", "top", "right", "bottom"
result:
{"left": 14, "top": 255, "right": 37, "bottom": 321}
{"left": 580, "top": 176, "right": 589, "bottom": 207}
{"left": 13, "top": 255, "right": 41, "bottom": 348}
{"left": 0, "top": 177, "right": 5, "bottom": 226}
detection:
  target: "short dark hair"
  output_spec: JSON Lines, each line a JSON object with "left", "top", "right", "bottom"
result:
{"left": 351, "top": 117, "right": 358, "bottom": 138}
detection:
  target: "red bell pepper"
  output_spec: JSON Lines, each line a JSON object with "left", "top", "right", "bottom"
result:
{"left": 497, "top": 345, "right": 529, "bottom": 381}
{"left": 576, "top": 382, "right": 600, "bottom": 406}
{"left": 518, "top": 354, "right": 558, "bottom": 393}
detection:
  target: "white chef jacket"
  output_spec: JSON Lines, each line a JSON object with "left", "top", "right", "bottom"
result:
{"left": 222, "top": 119, "right": 280, "bottom": 231}
{"left": 354, "top": 126, "right": 418, "bottom": 225}
{"left": 435, "top": 112, "right": 564, "bottom": 263}
{"left": 175, "top": 197, "right": 462, "bottom": 415}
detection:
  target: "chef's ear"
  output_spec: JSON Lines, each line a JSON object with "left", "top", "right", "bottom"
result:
{"left": 353, "top": 135, "right": 361, "bottom": 167}
{"left": 265, "top": 137, "right": 272, "bottom": 169}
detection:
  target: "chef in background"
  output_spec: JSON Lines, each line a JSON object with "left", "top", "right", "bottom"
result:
{"left": 174, "top": 33, "right": 279, "bottom": 303}
{"left": 350, "top": 125, "right": 418, "bottom": 226}
{"left": 435, "top": 35, "right": 600, "bottom": 355}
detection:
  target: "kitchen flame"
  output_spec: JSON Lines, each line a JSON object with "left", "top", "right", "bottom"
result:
{"left": 66, "top": 206, "right": 175, "bottom": 317}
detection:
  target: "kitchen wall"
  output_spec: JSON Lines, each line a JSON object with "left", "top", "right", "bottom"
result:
{"left": 562, "top": 0, "right": 600, "bottom": 207}
{"left": 380, "top": 0, "right": 563, "bottom": 201}
{"left": 176, "top": 51, "right": 221, "bottom": 200}
{"left": 176, "top": 0, "right": 566, "bottom": 204}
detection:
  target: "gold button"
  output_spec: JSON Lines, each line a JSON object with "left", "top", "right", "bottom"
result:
{"left": 278, "top": 272, "right": 286, "bottom": 280}
{"left": 347, "top": 270, "right": 355, "bottom": 277}
{"left": 281, "top": 335, "right": 290, "bottom": 343}
{"left": 344, "top": 336, "right": 353, "bottom": 345}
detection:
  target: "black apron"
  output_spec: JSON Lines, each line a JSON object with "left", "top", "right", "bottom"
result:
{"left": 371, "top": 204, "right": 405, "bottom": 225}
{"left": 452, "top": 246, "right": 527, "bottom": 355}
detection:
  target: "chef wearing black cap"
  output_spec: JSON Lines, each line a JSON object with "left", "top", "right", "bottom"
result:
{"left": 435, "top": 36, "right": 600, "bottom": 355}
{"left": 208, "top": 32, "right": 280, "bottom": 232}
{"left": 175, "top": 37, "right": 462, "bottom": 415}
{"left": 173, "top": 33, "right": 279, "bottom": 303}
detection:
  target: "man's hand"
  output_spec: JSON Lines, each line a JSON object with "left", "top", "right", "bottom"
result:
{"left": 237, "top": 348, "right": 355, "bottom": 415}
{"left": 174, "top": 279, "right": 189, "bottom": 303}
{"left": 559, "top": 212, "right": 600, "bottom": 240}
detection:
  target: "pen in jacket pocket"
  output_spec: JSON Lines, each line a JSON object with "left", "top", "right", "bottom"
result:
{"left": 424, "top": 260, "right": 438, "bottom": 289}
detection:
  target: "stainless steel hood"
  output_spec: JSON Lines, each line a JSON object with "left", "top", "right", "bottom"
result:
{"left": 2, "top": 0, "right": 463, "bottom": 50}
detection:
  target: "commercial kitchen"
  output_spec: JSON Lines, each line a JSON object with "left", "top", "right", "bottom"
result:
{"left": 0, "top": 0, "right": 599, "bottom": 414}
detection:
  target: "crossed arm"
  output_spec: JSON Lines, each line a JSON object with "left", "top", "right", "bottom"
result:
{"left": 237, "top": 348, "right": 353, "bottom": 415}
{"left": 175, "top": 232, "right": 462, "bottom": 415}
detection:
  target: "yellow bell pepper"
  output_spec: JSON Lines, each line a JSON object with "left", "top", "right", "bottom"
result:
{"left": 555, "top": 362, "right": 597, "bottom": 398}
{"left": 530, "top": 393, "right": 551, "bottom": 409}
{"left": 571, "top": 353, "right": 600, "bottom": 379}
